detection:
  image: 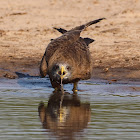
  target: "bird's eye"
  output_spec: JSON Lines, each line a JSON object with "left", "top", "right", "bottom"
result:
{"left": 66, "top": 66, "right": 71, "bottom": 71}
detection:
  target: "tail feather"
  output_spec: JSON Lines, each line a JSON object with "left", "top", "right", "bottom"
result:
{"left": 85, "top": 18, "right": 106, "bottom": 28}
{"left": 53, "top": 18, "right": 105, "bottom": 34}
{"left": 72, "top": 18, "right": 105, "bottom": 31}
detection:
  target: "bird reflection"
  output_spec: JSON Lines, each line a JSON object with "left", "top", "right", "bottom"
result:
{"left": 38, "top": 91, "right": 91, "bottom": 139}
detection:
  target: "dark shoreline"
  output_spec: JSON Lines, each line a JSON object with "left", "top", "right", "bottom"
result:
{"left": 1, "top": 66, "right": 140, "bottom": 82}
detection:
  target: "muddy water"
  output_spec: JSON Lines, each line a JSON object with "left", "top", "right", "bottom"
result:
{"left": 0, "top": 77, "right": 140, "bottom": 140}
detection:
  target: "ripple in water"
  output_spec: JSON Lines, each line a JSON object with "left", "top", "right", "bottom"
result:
{"left": 0, "top": 78, "right": 140, "bottom": 140}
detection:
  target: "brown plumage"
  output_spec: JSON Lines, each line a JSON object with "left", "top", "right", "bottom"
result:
{"left": 40, "top": 18, "right": 105, "bottom": 91}
{"left": 38, "top": 92, "right": 91, "bottom": 139}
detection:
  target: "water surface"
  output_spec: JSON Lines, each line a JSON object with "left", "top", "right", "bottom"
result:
{"left": 0, "top": 78, "right": 140, "bottom": 140}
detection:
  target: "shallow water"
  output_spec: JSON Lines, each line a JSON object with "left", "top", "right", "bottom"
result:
{"left": 0, "top": 77, "right": 140, "bottom": 140}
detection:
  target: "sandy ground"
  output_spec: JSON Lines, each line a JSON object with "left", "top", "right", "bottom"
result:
{"left": 0, "top": 0, "right": 140, "bottom": 81}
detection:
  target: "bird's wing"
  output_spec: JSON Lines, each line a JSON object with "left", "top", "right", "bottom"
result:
{"left": 83, "top": 38, "right": 95, "bottom": 46}
{"left": 40, "top": 52, "right": 47, "bottom": 78}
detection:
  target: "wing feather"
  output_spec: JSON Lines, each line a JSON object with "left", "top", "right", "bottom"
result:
{"left": 40, "top": 52, "right": 47, "bottom": 78}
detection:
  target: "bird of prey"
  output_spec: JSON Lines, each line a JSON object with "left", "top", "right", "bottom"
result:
{"left": 40, "top": 18, "right": 105, "bottom": 92}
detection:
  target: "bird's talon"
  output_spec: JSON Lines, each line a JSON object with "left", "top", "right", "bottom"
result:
{"left": 72, "top": 89, "right": 78, "bottom": 93}
{"left": 53, "top": 87, "right": 58, "bottom": 93}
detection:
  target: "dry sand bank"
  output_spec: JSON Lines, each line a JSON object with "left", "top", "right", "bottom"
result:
{"left": 0, "top": 0, "right": 140, "bottom": 81}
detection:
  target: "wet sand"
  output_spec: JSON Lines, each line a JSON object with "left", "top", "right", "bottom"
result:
{"left": 0, "top": 0, "right": 140, "bottom": 81}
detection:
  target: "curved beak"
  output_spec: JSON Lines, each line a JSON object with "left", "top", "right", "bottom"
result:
{"left": 60, "top": 65, "right": 65, "bottom": 80}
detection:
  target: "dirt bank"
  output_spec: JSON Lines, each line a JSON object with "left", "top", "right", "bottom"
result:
{"left": 0, "top": 0, "right": 140, "bottom": 81}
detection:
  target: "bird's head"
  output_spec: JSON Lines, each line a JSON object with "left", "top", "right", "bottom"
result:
{"left": 51, "top": 63, "right": 72, "bottom": 83}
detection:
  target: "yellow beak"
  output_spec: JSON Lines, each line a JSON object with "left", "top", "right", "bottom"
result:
{"left": 60, "top": 65, "right": 65, "bottom": 79}
{"left": 59, "top": 108, "right": 66, "bottom": 122}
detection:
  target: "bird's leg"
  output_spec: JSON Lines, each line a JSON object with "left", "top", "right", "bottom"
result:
{"left": 54, "top": 87, "right": 58, "bottom": 93}
{"left": 50, "top": 79, "right": 61, "bottom": 93}
{"left": 72, "top": 82, "right": 78, "bottom": 93}
{"left": 53, "top": 84, "right": 62, "bottom": 92}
